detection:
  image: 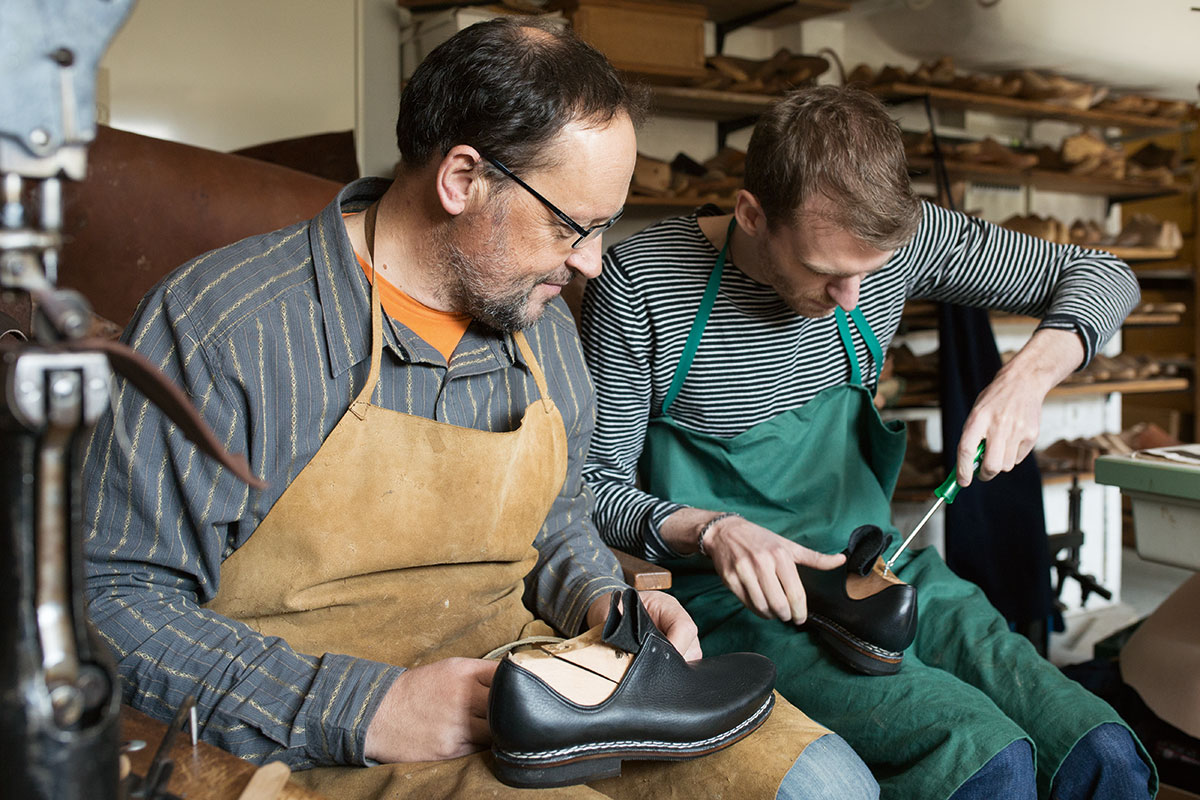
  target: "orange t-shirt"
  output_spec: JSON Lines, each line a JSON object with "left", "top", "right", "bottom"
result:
{"left": 354, "top": 253, "right": 471, "bottom": 363}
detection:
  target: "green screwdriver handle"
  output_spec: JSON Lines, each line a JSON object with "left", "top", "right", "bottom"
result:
{"left": 934, "top": 441, "right": 986, "bottom": 504}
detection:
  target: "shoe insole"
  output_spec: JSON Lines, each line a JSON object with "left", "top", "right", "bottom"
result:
{"left": 845, "top": 557, "right": 907, "bottom": 600}
{"left": 508, "top": 625, "right": 634, "bottom": 706}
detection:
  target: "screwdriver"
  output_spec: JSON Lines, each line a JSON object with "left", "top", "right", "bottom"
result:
{"left": 883, "top": 441, "right": 986, "bottom": 577}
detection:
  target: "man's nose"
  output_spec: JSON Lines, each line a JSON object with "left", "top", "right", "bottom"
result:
{"left": 829, "top": 274, "right": 862, "bottom": 312}
{"left": 565, "top": 235, "right": 604, "bottom": 280}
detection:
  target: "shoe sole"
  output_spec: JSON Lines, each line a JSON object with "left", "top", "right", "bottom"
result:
{"left": 492, "top": 693, "right": 775, "bottom": 788}
{"left": 807, "top": 614, "right": 904, "bottom": 676}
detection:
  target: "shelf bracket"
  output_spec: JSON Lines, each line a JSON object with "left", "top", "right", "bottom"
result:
{"left": 715, "top": 1, "right": 796, "bottom": 54}
{"left": 717, "top": 115, "right": 759, "bottom": 150}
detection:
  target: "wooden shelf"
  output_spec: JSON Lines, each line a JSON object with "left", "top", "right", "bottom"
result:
{"left": 1104, "top": 246, "right": 1181, "bottom": 261}
{"left": 627, "top": 194, "right": 733, "bottom": 209}
{"left": 991, "top": 310, "right": 1184, "bottom": 327}
{"left": 1130, "top": 263, "right": 1194, "bottom": 281}
{"left": 981, "top": 239, "right": 1179, "bottom": 264}
{"left": 1042, "top": 471, "right": 1096, "bottom": 486}
{"left": 1048, "top": 378, "right": 1189, "bottom": 398}
{"left": 873, "top": 82, "right": 1190, "bottom": 134}
{"left": 893, "top": 472, "right": 1101, "bottom": 498}
{"left": 897, "top": 472, "right": 1095, "bottom": 500}
{"left": 649, "top": 85, "right": 778, "bottom": 120}
{"left": 698, "top": 0, "right": 850, "bottom": 26}
{"left": 907, "top": 156, "right": 1187, "bottom": 199}
{"left": 1124, "top": 312, "right": 1184, "bottom": 326}
{"left": 891, "top": 378, "right": 1189, "bottom": 408}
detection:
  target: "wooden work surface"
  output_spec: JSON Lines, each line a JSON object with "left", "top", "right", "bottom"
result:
{"left": 121, "top": 706, "right": 327, "bottom": 800}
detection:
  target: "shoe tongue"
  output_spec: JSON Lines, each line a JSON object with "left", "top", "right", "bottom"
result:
{"left": 843, "top": 525, "right": 893, "bottom": 576}
{"left": 601, "top": 587, "right": 660, "bottom": 654}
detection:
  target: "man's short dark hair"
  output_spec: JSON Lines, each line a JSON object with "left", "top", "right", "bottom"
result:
{"left": 397, "top": 16, "right": 647, "bottom": 176}
{"left": 743, "top": 86, "right": 921, "bottom": 250}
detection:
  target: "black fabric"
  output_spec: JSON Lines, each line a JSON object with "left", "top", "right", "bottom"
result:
{"left": 937, "top": 301, "right": 1056, "bottom": 630}
{"left": 844, "top": 524, "right": 891, "bottom": 576}
{"left": 1063, "top": 658, "right": 1200, "bottom": 793}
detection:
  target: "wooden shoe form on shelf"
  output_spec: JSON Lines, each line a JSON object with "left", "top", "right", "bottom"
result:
{"left": 955, "top": 136, "right": 1039, "bottom": 169}
{"left": 1001, "top": 214, "right": 1070, "bottom": 244}
{"left": 999, "top": 212, "right": 1181, "bottom": 255}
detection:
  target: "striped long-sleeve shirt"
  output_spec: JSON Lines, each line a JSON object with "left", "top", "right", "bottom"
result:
{"left": 82, "top": 178, "right": 626, "bottom": 768}
{"left": 580, "top": 201, "right": 1139, "bottom": 561}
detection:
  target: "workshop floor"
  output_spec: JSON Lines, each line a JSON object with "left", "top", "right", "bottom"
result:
{"left": 1048, "top": 546, "right": 1194, "bottom": 667}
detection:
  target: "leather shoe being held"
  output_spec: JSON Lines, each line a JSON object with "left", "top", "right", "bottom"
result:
{"left": 488, "top": 587, "right": 777, "bottom": 788}
{"left": 796, "top": 525, "right": 918, "bottom": 676}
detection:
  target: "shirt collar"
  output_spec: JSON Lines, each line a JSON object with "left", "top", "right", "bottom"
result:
{"left": 309, "top": 177, "right": 525, "bottom": 378}
{"left": 310, "top": 178, "right": 390, "bottom": 379}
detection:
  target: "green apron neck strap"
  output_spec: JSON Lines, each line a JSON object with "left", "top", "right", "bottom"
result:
{"left": 850, "top": 306, "right": 884, "bottom": 370}
{"left": 835, "top": 307, "right": 883, "bottom": 387}
{"left": 834, "top": 308, "right": 862, "bottom": 386}
{"left": 662, "top": 217, "right": 736, "bottom": 414}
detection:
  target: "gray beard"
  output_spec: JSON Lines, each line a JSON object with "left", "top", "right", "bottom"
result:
{"left": 439, "top": 207, "right": 565, "bottom": 333}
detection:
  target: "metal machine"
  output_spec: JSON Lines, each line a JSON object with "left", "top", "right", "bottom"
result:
{"left": 1, "top": 3, "right": 136, "bottom": 798}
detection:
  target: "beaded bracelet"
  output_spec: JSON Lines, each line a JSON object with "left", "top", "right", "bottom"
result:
{"left": 697, "top": 512, "right": 741, "bottom": 557}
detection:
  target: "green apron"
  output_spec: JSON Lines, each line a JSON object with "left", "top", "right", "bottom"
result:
{"left": 637, "top": 220, "right": 1154, "bottom": 800}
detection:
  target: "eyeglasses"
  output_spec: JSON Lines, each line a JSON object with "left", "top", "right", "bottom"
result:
{"left": 481, "top": 153, "right": 624, "bottom": 249}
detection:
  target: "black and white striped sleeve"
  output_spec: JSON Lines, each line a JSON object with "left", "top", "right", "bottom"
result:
{"left": 901, "top": 202, "right": 1140, "bottom": 365}
{"left": 579, "top": 247, "right": 685, "bottom": 561}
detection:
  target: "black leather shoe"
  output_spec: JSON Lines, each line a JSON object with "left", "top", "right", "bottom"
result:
{"left": 488, "top": 588, "right": 776, "bottom": 788}
{"left": 796, "top": 525, "right": 918, "bottom": 676}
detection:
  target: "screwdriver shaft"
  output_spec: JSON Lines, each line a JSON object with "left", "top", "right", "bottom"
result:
{"left": 884, "top": 496, "right": 944, "bottom": 575}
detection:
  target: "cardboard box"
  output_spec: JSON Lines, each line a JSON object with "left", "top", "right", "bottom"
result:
{"left": 558, "top": 0, "right": 707, "bottom": 79}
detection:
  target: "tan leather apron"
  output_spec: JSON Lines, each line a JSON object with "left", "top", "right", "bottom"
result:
{"left": 206, "top": 231, "right": 821, "bottom": 798}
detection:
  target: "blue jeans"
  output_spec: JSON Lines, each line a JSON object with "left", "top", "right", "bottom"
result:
{"left": 949, "top": 723, "right": 1151, "bottom": 800}
{"left": 1051, "top": 723, "right": 1153, "bottom": 800}
{"left": 776, "top": 733, "right": 879, "bottom": 800}
{"left": 950, "top": 739, "right": 1037, "bottom": 800}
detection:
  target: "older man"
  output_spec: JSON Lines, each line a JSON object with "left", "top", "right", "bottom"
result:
{"left": 82, "top": 19, "right": 877, "bottom": 800}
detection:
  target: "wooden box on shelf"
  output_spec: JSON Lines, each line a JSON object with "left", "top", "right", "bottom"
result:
{"left": 556, "top": 0, "right": 707, "bottom": 79}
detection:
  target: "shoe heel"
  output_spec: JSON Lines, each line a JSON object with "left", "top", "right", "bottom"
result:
{"left": 493, "top": 755, "right": 623, "bottom": 788}
{"left": 811, "top": 621, "right": 903, "bottom": 676}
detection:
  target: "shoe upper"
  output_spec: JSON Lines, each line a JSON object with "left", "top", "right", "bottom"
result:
{"left": 797, "top": 525, "right": 919, "bottom": 654}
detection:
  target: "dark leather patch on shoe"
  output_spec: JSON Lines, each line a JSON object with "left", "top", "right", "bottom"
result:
{"left": 843, "top": 525, "right": 893, "bottom": 576}
{"left": 602, "top": 587, "right": 660, "bottom": 654}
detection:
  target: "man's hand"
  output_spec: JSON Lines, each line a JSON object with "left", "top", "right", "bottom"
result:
{"left": 660, "top": 507, "right": 844, "bottom": 623}
{"left": 698, "top": 515, "right": 845, "bottom": 623}
{"left": 363, "top": 657, "right": 496, "bottom": 763}
{"left": 586, "top": 589, "right": 702, "bottom": 660}
{"left": 957, "top": 328, "right": 1085, "bottom": 486}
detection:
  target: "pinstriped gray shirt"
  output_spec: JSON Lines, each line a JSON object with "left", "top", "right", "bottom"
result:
{"left": 82, "top": 178, "right": 626, "bottom": 768}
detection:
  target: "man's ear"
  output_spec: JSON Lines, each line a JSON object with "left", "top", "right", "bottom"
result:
{"left": 733, "top": 189, "right": 767, "bottom": 238}
{"left": 436, "top": 145, "right": 486, "bottom": 217}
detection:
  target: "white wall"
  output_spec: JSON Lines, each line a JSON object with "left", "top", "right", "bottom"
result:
{"left": 358, "top": 0, "right": 404, "bottom": 177}
{"left": 101, "top": 0, "right": 355, "bottom": 152}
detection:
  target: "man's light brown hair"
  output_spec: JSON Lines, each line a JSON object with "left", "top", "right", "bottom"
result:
{"left": 743, "top": 86, "right": 921, "bottom": 250}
